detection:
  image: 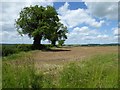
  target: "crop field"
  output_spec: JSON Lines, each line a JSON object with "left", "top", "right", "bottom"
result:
{"left": 2, "top": 46, "right": 119, "bottom": 88}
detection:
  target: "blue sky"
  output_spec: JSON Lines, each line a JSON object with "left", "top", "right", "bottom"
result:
{"left": 54, "top": 2, "right": 87, "bottom": 10}
{"left": 0, "top": 0, "right": 119, "bottom": 44}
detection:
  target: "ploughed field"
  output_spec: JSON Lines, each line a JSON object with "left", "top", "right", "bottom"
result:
{"left": 33, "top": 46, "right": 117, "bottom": 63}
{"left": 32, "top": 46, "right": 118, "bottom": 71}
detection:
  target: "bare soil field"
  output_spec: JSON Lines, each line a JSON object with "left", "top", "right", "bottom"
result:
{"left": 34, "top": 46, "right": 117, "bottom": 63}
{"left": 31, "top": 46, "right": 118, "bottom": 71}
{"left": 4, "top": 46, "right": 117, "bottom": 68}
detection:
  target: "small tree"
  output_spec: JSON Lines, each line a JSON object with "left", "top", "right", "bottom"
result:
{"left": 58, "top": 40, "right": 65, "bottom": 46}
{"left": 45, "top": 22, "right": 68, "bottom": 46}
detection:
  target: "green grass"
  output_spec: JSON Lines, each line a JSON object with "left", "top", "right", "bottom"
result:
{"left": 2, "top": 53, "right": 55, "bottom": 88}
{"left": 2, "top": 57, "right": 44, "bottom": 88}
{"left": 2, "top": 53, "right": 118, "bottom": 88}
{"left": 2, "top": 51, "right": 32, "bottom": 61}
{"left": 2, "top": 61, "right": 55, "bottom": 88}
{"left": 59, "top": 53, "right": 118, "bottom": 88}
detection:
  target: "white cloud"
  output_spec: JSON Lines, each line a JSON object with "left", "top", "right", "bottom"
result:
{"left": 1, "top": 1, "right": 53, "bottom": 25}
{"left": 0, "top": 31, "right": 33, "bottom": 44}
{"left": 58, "top": 2, "right": 105, "bottom": 28}
{"left": 85, "top": 2, "right": 118, "bottom": 20}
{"left": 65, "top": 26, "right": 118, "bottom": 44}
{"left": 112, "top": 27, "right": 120, "bottom": 36}
{"left": 83, "top": 0, "right": 119, "bottom": 2}
{"left": 1, "top": 1, "right": 54, "bottom": 44}
{"left": 1, "top": 0, "right": 119, "bottom": 2}
{"left": 1, "top": 0, "right": 55, "bottom": 3}
{"left": 58, "top": 2, "right": 69, "bottom": 15}
{"left": 96, "top": 35, "right": 109, "bottom": 39}
{"left": 71, "top": 26, "right": 98, "bottom": 36}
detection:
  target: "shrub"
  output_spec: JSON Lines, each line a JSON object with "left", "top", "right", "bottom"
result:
{"left": 2, "top": 45, "right": 18, "bottom": 56}
{"left": 2, "top": 44, "right": 33, "bottom": 57}
{"left": 16, "top": 44, "right": 32, "bottom": 51}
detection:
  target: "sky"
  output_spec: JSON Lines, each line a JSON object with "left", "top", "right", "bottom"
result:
{"left": 0, "top": 0, "right": 120, "bottom": 44}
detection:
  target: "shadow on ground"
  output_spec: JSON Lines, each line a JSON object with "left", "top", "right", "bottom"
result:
{"left": 42, "top": 49, "right": 71, "bottom": 52}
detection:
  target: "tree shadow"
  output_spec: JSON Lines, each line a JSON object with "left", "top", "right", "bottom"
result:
{"left": 32, "top": 44, "right": 71, "bottom": 52}
{"left": 42, "top": 49, "right": 71, "bottom": 52}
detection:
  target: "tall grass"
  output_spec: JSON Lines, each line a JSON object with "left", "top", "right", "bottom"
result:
{"left": 59, "top": 53, "right": 118, "bottom": 88}
{"left": 3, "top": 58, "right": 35, "bottom": 88}
{"left": 2, "top": 56, "right": 55, "bottom": 88}
{"left": 2, "top": 53, "right": 118, "bottom": 88}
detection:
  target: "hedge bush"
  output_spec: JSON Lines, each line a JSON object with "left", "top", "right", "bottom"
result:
{"left": 2, "top": 44, "right": 53, "bottom": 57}
{"left": 2, "top": 45, "right": 18, "bottom": 56}
{"left": 2, "top": 44, "right": 32, "bottom": 57}
{"left": 16, "top": 44, "right": 32, "bottom": 51}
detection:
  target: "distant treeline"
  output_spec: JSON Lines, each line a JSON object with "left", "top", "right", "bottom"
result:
{"left": 1, "top": 43, "right": 119, "bottom": 46}
{"left": 65, "top": 44, "right": 120, "bottom": 47}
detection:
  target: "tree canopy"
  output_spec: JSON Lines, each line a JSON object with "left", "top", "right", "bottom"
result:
{"left": 15, "top": 5, "right": 68, "bottom": 46}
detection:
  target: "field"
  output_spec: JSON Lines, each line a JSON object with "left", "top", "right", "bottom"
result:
{"left": 2, "top": 46, "right": 119, "bottom": 88}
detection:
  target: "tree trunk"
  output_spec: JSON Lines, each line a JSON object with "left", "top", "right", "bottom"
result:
{"left": 33, "top": 35, "right": 42, "bottom": 45}
{"left": 51, "top": 40, "right": 56, "bottom": 46}
{"left": 32, "top": 35, "right": 43, "bottom": 49}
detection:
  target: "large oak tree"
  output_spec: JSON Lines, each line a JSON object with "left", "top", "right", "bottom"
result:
{"left": 15, "top": 5, "right": 67, "bottom": 46}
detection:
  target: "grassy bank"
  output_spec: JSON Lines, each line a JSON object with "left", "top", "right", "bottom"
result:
{"left": 2, "top": 53, "right": 118, "bottom": 88}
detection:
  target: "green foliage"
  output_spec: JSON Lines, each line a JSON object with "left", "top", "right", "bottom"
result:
{"left": 45, "top": 23, "right": 68, "bottom": 46}
{"left": 58, "top": 40, "right": 65, "bottom": 46}
{"left": 16, "top": 44, "right": 32, "bottom": 51}
{"left": 15, "top": 5, "right": 68, "bottom": 45}
{"left": 43, "top": 44, "right": 54, "bottom": 49}
{"left": 2, "top": 44, "right": 54, "bottom": 57}
{"left": 2, "top": 44, "right": 32, "bottom": 57}
{"left": 2, "top": 45, "right": 18, "bottom": 56}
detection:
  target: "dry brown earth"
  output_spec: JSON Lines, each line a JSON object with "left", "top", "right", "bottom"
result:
{"left": 32, "top": 46, "right": 118, "bottom": 71}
